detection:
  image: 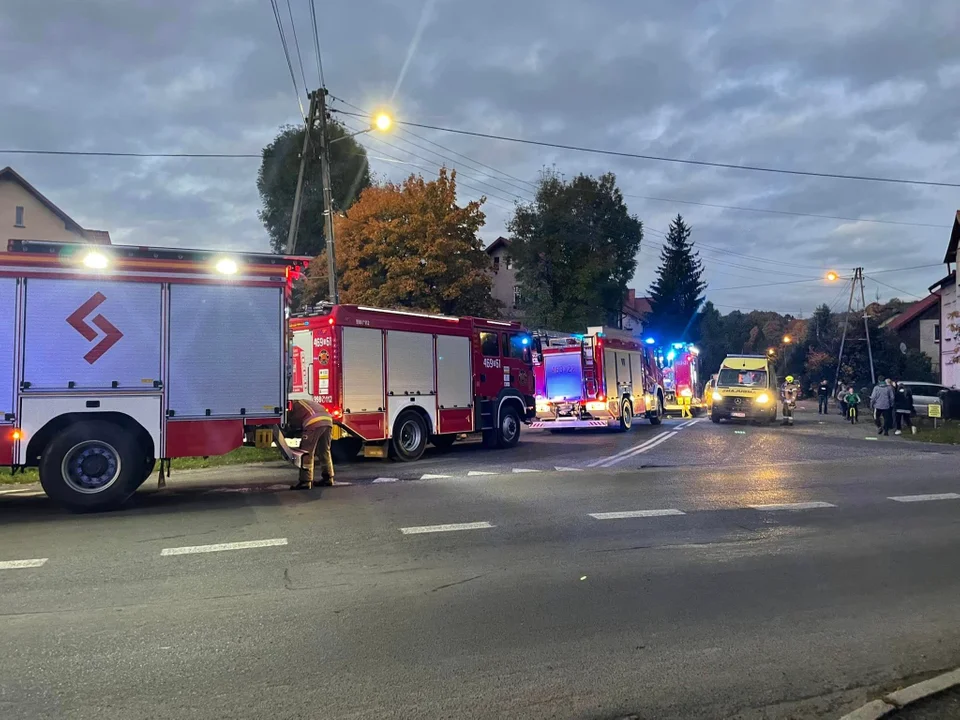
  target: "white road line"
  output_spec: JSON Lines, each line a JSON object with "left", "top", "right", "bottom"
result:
{"left": 554, "top": 466, "right": 580, "bottom": 471}
{"left": 511, "top": 468, "right": 539, "bottom": 473}
{"left": 372, "top": 477, "right": 399, "bottom": 483}
{"left": 599, "top": 432, "right": 678, "bottom": 467}
{"left": 749, "top": 501, "right": 837, "bottom": 511}
{"left": 420, "top": 474, "right": 451, "bottom": 480}
{"left": 589, "top": 509, "right": 685, "bottom": 519}
{"left": 400, "top": 521, "right": 494, "bottom": 535}
{"left": 889, "top": 493, "right": 960, "bottom": 503}
{"left": 675, "top": 420, "right": 694, "bottom": 429}
{"left": 160, "top": 538, "right": 288, "bottom": 557}
{"left": 467, "top": 471, "right": 497, "bottom": 476}
{"left": 0, "top": 558, "right": 48, "bottom": 570}
{"left": 587, "top": 432, "right": 670, "bottom": 467}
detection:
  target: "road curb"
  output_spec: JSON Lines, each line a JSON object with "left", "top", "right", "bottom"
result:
{"left": 839, "top": 667, "right": 960, "bottom": 719}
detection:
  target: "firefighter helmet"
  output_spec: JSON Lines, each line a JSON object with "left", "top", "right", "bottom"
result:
{"left": 785, "top": 375, "right": 795, "bottom": 383}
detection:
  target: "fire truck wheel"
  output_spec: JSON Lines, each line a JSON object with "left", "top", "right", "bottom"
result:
{"left": 39, "top": 421, "right": 142, "bottom": 511}
{"left": 497, "top": 406, "right": 522, "bottom": 448}
{"left": 619, "top": 400, "right": 633, "bottom": 431}
{"left": 391, "top": 411, "right": 428, "bottom": 462}
{"left": 648, "top": 395, "right": 664, "bottom": 425}
{"left": 430, "top": 434, "right": 456, "bottom": 450}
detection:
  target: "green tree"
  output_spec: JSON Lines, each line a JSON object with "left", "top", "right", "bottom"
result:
{"left": 257, "top": 121, "right": 371, "bottom": 256}
{"left": 646, "top": 214, "right": 707, "bottom": 341}
{"left": 508, "top": 171, "right": 643, "bottom": 331}
{"left": 304, "top": 169, "right": 500, "bottom": 317}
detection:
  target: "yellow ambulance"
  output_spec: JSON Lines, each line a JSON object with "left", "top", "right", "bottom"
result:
{"left": 710, "top": 355, "right": 778, "bottom": 423}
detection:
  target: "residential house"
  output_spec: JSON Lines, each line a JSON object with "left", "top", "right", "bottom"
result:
{"left": 881, "top": 293, "right": 941, "bottom": 380}
{"left": 485, "top": 236, "right": 522, "bottom": 318}
{"left": 929, "top": 210, "right": 959, "bottom": 388}
{"left": 621, "top": 288, "right": 652, "bottom": 336}
{"left": 1, "top": 166, "right": 111, "bottom": 246}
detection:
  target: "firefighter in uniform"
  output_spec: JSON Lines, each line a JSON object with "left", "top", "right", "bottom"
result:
{"left": 781, "top": 375, "right": 800, "bottom": 426}
{"left": 678, "top": 391, "right": 693, "bottom": 418}
{"left": 290, "top": 399, "right": 335, "bottom": 490}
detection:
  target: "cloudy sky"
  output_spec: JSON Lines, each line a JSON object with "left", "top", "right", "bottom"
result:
{"left": 3, "top": 0, "right": 959, "bottom": 314}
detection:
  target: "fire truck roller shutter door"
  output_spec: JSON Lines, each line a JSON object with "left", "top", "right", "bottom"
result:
{"left": 342, "top": 327, "right": 384, "bottom": 413}
{"left": 168, "top": 285, "right": 282, "bottom": 417}
{"left": 629, "top": 351, "right": 646, "bottom": 413}
{"left": 603, "top": 350, "right": 618, "bottom": 402}
{"left": 385, "top": 331, "right": 437, "bottom": 441}
{"left": 436, "top": 335, "right": 473, "bottom": 435}
{"left": 0, "top": 278, "right": 15, "bottom": 424}
{"left": 24, "top": 279, "right": 161, "bottom": 390}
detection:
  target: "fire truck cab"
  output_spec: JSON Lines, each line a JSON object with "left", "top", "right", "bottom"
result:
{"left": 658, "top": 342, "right": 704, "bottom": 416}
{"left": 287, "top": 304, "right": 536, "bottom": 462}
{"left": 0, "top": 240, "right": 307, "bottom": 511}
{"left": 531, "top": 326, "right": 664, "bottom": 430}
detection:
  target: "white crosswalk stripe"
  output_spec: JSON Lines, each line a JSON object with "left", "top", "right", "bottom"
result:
{"left": 888, "top": 493, "right": 960, "bottom": 503}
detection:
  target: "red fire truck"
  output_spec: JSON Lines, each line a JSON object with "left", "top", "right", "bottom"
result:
{"left": 658, "top": 342, "right": 704, "bottom": 416}
{"left": 0, "top": 240, "right": 307, "bottom": 510}
{"left": 531, "top": 326, "right": 664, "bottom": 430}
{"left": 287, "top": 304, "right": 537, "bottom": 461}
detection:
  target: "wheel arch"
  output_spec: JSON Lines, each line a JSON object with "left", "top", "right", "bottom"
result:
{"left": 393, "top": 405, "right": 434, "bottom": 436}
{"left": 496, "top": 390, "right": 526, "bottom": 425}
{"left": 25, "top": 411, "right": 154, "bottom": 467}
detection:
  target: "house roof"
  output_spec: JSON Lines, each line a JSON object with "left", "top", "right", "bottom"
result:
{"left": 884, "top": 293, "right": 940, "bottom": 331}
{"left": 1, "top": 166, "right": 110, "bottom": 244}
{"left": 929, "top": 270, "right": 956, "bottom": 293}
{"left": 946, "top": 210, "right": 960, "bottom": 265}
{"left": 484, "top": 236, "right": 510, "bottom": 254}
{"left": 623, "top": 293, "right": 652, "bottom": 318}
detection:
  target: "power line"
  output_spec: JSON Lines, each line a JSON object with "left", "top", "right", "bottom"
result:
{"left": 709, "top": 278, "right": 824, "bottom": 292}
{"left": 0, "top": 149, "right": 259, "bottom": 158}
{"left": 283, "top": 0, "right": 308, "bottom": 97}
{"left": 864, "top": 262, "right": 943, "bottom": 275}
{"left": 267, "top": 0, "right": 305, "bottom": 120}
{"left": 308, "top": 0, "right": 325, "bottom": 87}
{"left": 391, "top": 118, "right": 960, "bottom": 189}
{"left": 864, "top": 275, "right": 924, "bottom": 300}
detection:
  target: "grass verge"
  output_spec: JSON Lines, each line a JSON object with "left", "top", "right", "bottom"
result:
{"left": 1, "top": 446, "right": 282, "bottom": 486}
{"left": 903, "top": 420, "right": 960, "bottom": 445}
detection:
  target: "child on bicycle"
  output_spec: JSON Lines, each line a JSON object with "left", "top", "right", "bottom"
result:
{"left": 844, "top": 386, "right": 860, "bottom": 424}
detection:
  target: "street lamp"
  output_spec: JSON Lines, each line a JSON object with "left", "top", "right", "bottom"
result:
{"left": 782, "top": 334, "right": 792, "bottom": 344}
{"left": 826, "top": 270, "right": 838, "bottom": 282}
{"left": 767, "top": 347, "right": 776, "bottom": 356}
{"left": 374, "top": 111, "right": 393, "bottom": 132}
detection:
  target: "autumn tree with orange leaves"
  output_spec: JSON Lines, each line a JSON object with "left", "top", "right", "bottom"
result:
{"left": 304, "top": 168, "right": 500, "bottom": 317}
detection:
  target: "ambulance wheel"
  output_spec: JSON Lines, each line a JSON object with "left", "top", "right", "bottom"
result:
{"left": 391, "top": 411, "right": 428, "bottom": 462}
{"left": 430, "top": 434, "right": 456, "bottom": 450}
{"left": 497, "top": 406, "right": 521, "bottom": 448}
{"left": 619, "top": 400, "right": 633, "bottom": 431}
{"left": 39, "top": 421, "right": 141, "bottom": 512}
{"left": 710, "top": 412, "right": 721, "bottom": 424}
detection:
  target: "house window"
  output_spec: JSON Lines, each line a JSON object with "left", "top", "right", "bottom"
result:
{"left": 14, "top": 206, "right": 24, "bottom": 227}
{"left": 935, "top": 323, "right": 941, "bottom": 341}
{"left": 492, "top": 256, "right": 500, "bottom": 273}
{"left": 506, "top": 256, "right": 514, "bottom": 270}
{"left": 513, "top": 285, "right": 522, "bottom": 309}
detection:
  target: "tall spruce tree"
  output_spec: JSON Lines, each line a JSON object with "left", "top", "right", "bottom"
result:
{"left": 646, "top": 214, "right": 706, "bottom": 341}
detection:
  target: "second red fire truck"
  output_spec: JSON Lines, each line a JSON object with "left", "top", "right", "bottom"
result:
{"left": 658, "top": 341, "right": 705, "bottom": 416}
{"left": 531, "top": 326, "right": 664, "bottom": 430}
{"left": 287, "top": 304, "right": 537, "bottom": 461}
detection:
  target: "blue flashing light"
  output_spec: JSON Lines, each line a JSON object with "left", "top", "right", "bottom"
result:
{"left": 521, "top": 337, "right": 529, "bottom": 346}
{"left": 644, "top": 337, "right": 656, "bottom": 345}
{"left": 667, "top": 350, "right": 676, "bottom": 362}
{"left": 304, "top": 321, "right": 310, "bottom": 326}
{"left": 672, "top": 342, "right": 683, "bottom": 349}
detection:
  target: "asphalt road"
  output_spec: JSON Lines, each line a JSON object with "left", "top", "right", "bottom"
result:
{"left": 2, "top": 406, "right": 959, "bottom": 719}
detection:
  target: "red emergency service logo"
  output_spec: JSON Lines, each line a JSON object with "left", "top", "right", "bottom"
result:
{"left": 67, "top": 292, "right": 123, "bottom": 364}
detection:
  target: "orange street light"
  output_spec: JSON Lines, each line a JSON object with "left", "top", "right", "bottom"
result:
{"left": 782, "top": 334, "right": 792, "bottom": 344}
{"left": 826, "top": 270, "right": 838, "bottom": 282}
{"left": 373, "top": 112, "right": 393, "bottom": 132}
{"left": 767, "top": 347, "right": 776, "bottom": 356}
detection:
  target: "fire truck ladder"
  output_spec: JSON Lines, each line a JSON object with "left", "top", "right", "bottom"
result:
{"left": 581, "top": 336, "right": 598, "bottom": 400}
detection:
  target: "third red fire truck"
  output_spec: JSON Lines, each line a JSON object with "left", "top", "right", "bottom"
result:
{"left": 531, "top": 326, "right": 664, "bottom": 430}
{"left": 287, "top": 304, "right": 537, "bottom": 461}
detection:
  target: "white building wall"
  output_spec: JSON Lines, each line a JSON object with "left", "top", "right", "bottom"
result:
{"left": 940, "top": 281, "right": 958, "bottom": 388}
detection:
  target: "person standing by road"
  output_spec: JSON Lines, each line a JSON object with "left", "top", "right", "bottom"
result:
{"left": 870, "top": 378, "right": 895, "bottom": 436}
{"left": 894, "top": 381, "right": 917, "bottom": 435}
{"left": 837, "top": 384, "right": 848, "bottom": 418}
{"left": 817, "top": 380, "right": 830, "bottom": 414}
{"left": 289, "top": 399, "right": 335, "bottom": 490}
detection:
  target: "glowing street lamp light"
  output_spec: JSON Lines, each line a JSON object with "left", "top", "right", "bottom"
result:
{"left": 782, "top": 334, "right": 792, "bottom": 344}
{"left": 373, "top": 112, "right": 393, "bottom": 132}
{"left": 767, "top": 347, "right": 777, "bottom": 356}
{"left": 826, "top": 270, "right": 838, "bottom": 282}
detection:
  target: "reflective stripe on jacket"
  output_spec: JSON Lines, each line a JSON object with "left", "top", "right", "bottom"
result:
{"left": 295, "top": 400, "right": 333, "bottom": 428}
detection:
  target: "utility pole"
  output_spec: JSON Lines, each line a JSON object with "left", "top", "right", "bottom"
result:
{"left": 858, "top": 266, "right": 876, "bottom": 385}
{"left": 315, "top": 88, "right": 339, "bottom": 304}
{"left": 286, "top": 93, "right": 318, "bottom": 256}
{"left": 834, "top": 267, "right": 876, "bottom": 392}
